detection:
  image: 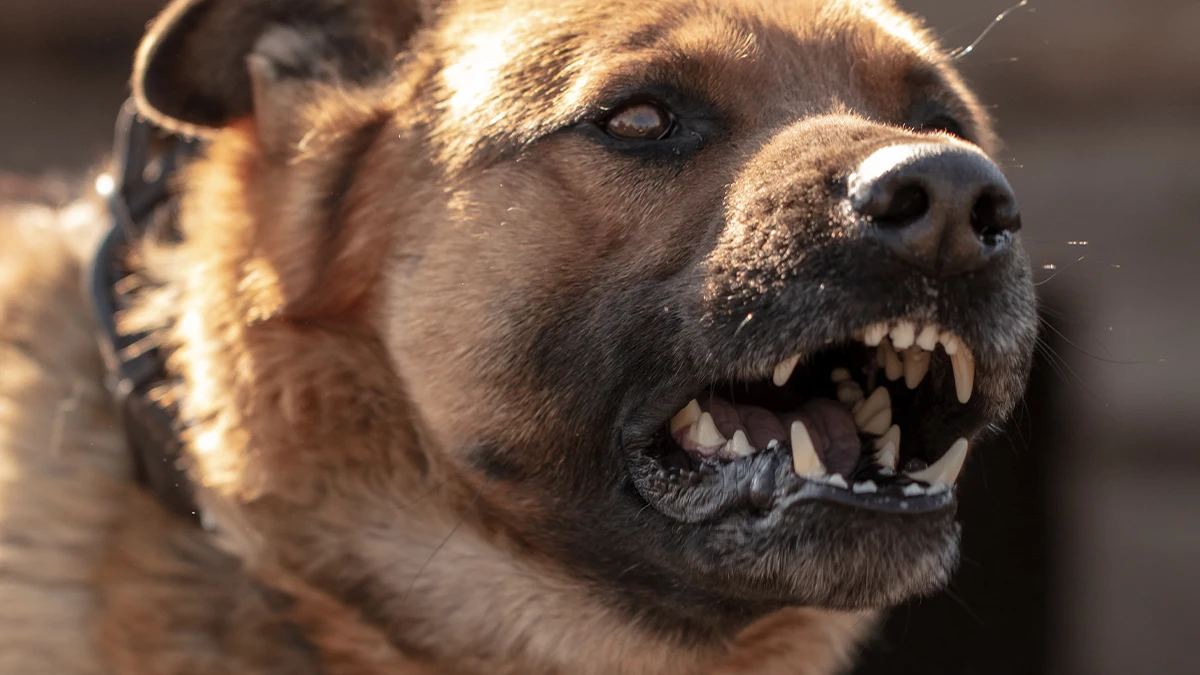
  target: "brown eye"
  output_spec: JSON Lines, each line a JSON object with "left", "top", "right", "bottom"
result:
{"left": 604, "top": 103, "right": 672, "bottom": 140}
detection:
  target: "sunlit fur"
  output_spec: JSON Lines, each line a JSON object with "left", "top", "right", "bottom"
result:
{"left": 0, "top": 0, "right": 1035, "bottom": 672}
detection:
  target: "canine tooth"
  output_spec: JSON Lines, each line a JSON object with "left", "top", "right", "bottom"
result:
{"left": 727, "top": 430, "right": 756, "bottom": 458}
{"left": 889, "top": 321, "right": 915, "bottom": 350}
{"left": 916, "top": 325, "right": 939, "bottom": 351}
{"left": 863, "top": 323, "right": 889, "bottom": 347}
{"left": 825, "top": 474, "right": 849, "bottom": 489}
{"left": 773, "top": 354, "right": 801, "bottom": 387}
{"left": 879, "top": 342, "right": 903, "bottom": 381}
{"left": 853, "top": 387, "right": 891, "bottom": 428}
{"left": 860, "top": 408, "right": 891, "bottom": 435}
{"left": 670, "top": 399, "right": 702, "bottom": 434}
{"left": 906, "top": 438, "right": 969, "bottom": 486}
{"left": 830, "top": 367, "right": 851, "bottom": 383}
{"left": 902, "top": 347, "right": 931, "bottom": 389}
{"left": 902, "top": 483, "right": 926, "bottom": 497}
{"left": 836, "top": 380, "right": 865, "bottom": 404}
{"left": 767, "top": 439, "right": 781, "bottom": 451}
{"left": 950, "top": 347, "right": 976, "bottom": 403}
{"left": 688, "top": 412, "right": 726, "bottom": 448}
{"left": 790, "top": 421, "right": 825, "bottom": 477}
{"left": 939, "top": 332, "right": 960, "bottom": 355}
{"left": 873, "top": 424, "right": 901, "bottom": 453}
{"left": 852, "top": 480, "right": 878, "bottom": 494}
{"left": 875, "top": 441, "right": 898, "bottom": 472}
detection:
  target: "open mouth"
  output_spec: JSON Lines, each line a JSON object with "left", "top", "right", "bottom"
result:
{"left": 639, "top": 319, "right": 982, "bottom": 516}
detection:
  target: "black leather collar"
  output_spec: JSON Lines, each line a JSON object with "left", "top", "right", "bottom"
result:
{"left": 88, "top": 100, "right": 203, "bottom": 525}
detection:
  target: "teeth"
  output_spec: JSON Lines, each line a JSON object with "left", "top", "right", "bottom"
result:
{"left": 830, "top": 367, "right": 851, "bottom": 383}
{"left": 906, "top": 438, "right": 969, "bottom": 486}
{"left": 790, "top": 420, "right": 826, "bottom": 478}
{"left": 873, "top": 424, "right": 901, "bottom": 453}
{"left": 773, "top": 354, "right": 801, "bottom": 387}
{"left": 875, "top": 443, "right": 898, "bottom": 474}
{"left": 727, "top": 429, "right": 756, "bottom": 458}
{"left": 863, "top": 322, "right": 889, "bottom": 347}
{"left": 836, "top": 380, "right": 865, "bottom": 404}
{"left": 916, "top": 325, "right": 939, "bottom": 351}
{"left": 824, "top": 474, "right": 849, "bottom": 489}
{"left": 902, "top": 483, "right": 926, "bottom": 497}
{"left": 670, "top": 399, "right": 702, "bottom": 434}
{"left": 949, "top": 347, "right": 976, "bottom": 403}
{"left": 879, "top": 341, "right": 903, "bottom": 381}
{"left": 853, "top": 387, "right": 891, "bottom": 428}
{"left": 852, "top": 480, "right": 878, "bottom": 494}
{"left": 889, "top": 321, "right": 915, "bottom": 350}
{"left": 873, "top": 425, "right": 900, "bottom": 471}
{"left": 861, "top": 409, "right": 891, "bottom": 435}
{"left": 687, "top": 412, "right": 727, "bottom": 449}
{"left": 767, "top": 439, "right": 781, "bottom": 451}
{"left": 902, "top": 347, "right": 931, "bottom": 389}
{"left": 939, "top": 332, "right": 960, "bottom": 355}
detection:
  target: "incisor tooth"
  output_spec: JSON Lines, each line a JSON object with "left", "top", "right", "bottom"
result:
{"left": 836, "top": 380, "right": 865, "bottom": 404}
{"left": 830, "top": 367, "right": 851, "bottom": 383}
{"left": 773, "top": 354, "right": 801, "bottom": 387}
{"left": 790, "top": 421, "right": 825, "bottom": 477}
{"left": 906, "top": 438, "right": 969, "bottom": 486}
{"left": 825, "top": 474, "right": 849, "bottom": 489}
{"left": 852, "top": 480, "right": 878, "bottom": 494}
{"left": 903, "top": 347, "right": 931, "bottom": 389}
{"left": 950, "top": 347, "right": 976, "bottom": 404}
{"left": 860, "top": 407, "right": 891, "bottom": 435}
{"left": 902, "top": 483, "right": 926, "bottom": 496}
{"left": 854, "top": 387, "right": 891, "bottom": 427}
{"left": 916, "top": 325, "right": 939, "bottom": 351}
{"left": 878, "top": 342, "right": 903, "bottom": 381}
{"left": 939, "top": 332, "right": 960, "bottom": 355}
{"left": 688, "top": 412, "right": 726, "bottom": 448}
{"left": 873, "top": 424, "right": 901, "bottom": 454}
{"left": 727, "top": 429, "right": 756, "bottom": 458}
{"left": 890, "top": 321, "right": 915, "bottom": 350}
{"left": 875, "top": 441, "right": 898, "bottom": 472}
{"left": 670, "top": 399, "right": 702, "bottom": 434}
{"left": 864, "top": 323, "right": 889, "bottom": 347}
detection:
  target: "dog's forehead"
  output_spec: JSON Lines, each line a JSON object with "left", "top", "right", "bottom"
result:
{"left": 429, "top": 0, "right": 941, "bottom": 145}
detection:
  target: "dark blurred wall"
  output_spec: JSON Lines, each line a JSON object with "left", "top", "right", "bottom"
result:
{"left": 2, "top": 1, "right": 1198, "bottom": 674}
{"left": 878, "top": 2, "right": 1200, "bottom": 674}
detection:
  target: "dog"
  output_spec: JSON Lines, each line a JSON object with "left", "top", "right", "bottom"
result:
{"left": 0, "top": 0, "right": 1038, "bottom": 672}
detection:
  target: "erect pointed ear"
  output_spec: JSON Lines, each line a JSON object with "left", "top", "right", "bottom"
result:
{"left": 133, "top": 0, "right": 428, "bottom": 139}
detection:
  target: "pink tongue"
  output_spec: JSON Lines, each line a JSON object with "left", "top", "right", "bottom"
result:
{"left": 702, "top": 396, "right": 862, "bottom": 476}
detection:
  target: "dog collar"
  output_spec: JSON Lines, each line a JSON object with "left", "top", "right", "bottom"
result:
{"left": 88, "top": 100, "right": 204, "bottom": 525}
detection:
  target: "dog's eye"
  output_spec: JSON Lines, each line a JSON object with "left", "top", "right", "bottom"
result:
{"left": 603, "top": 103, "right": 673, "bottom": 140}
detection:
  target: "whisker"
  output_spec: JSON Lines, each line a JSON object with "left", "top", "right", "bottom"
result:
{"left": 950, "top": 0, "right": 1030, "bottom": 60}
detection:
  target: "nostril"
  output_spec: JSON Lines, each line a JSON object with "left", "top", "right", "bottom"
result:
{"left": 970, "top": 190, "right": 1021, "bottom": 246}
{"left": 871, "top": 181, "right": 929, "bottom": 227}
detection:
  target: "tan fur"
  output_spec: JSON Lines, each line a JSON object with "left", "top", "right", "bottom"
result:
{"left": 0, "top": 198, "right": 125, "bottom": 675}
{"left": 0, "top": 0, "right": 1011, "bottom": 672}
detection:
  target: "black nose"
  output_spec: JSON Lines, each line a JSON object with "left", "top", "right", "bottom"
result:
{"left": 849, "top": 143, "right": 1021, "bottom": 276}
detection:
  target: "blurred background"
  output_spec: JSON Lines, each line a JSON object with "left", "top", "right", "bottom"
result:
{"left": 1, "top": 1, "right": 1197, "bottom": 673}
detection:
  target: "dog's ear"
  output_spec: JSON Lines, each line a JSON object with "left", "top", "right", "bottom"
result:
{"left": 133, "top": 0, "right": 427, "bottom": 140}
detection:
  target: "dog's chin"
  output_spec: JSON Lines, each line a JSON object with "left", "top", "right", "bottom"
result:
{"left": 621, "top": 317, "right": 1016, "bottom": 610}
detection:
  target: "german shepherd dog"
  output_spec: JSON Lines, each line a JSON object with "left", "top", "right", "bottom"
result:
{"left": 0, "top": 0, "right": 1037, "bottom": 672}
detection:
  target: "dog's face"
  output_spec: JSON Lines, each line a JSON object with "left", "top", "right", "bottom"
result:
{"left": 137, "top": 0, "right": 1036, "bottom": 646}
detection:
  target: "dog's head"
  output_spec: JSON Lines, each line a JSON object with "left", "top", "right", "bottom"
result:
{"left": 134, "top": 0, "right": 1036, "bottom": 650}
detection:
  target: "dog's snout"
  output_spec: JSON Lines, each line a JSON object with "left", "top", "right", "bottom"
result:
{"left": 849, "top": 143, "right": 1021, "bottom": 276}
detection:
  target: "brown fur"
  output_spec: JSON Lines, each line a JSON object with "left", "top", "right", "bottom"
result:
{"left": 0, "top": 0, "right": 1036, "bottom": 672}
